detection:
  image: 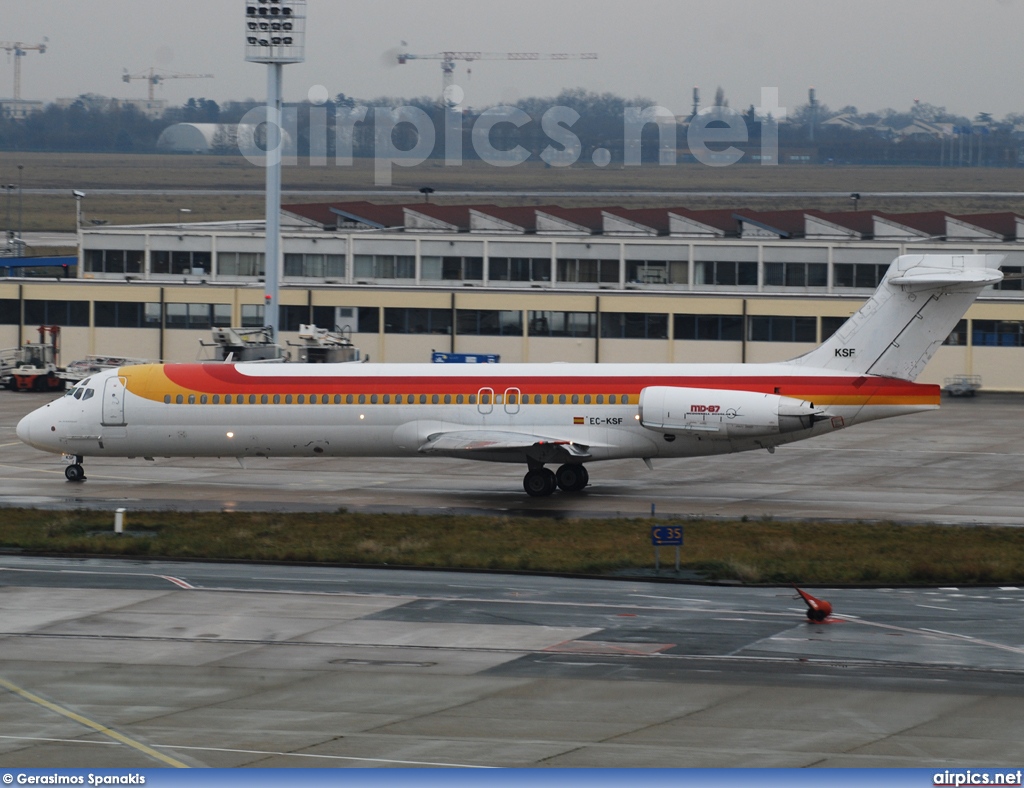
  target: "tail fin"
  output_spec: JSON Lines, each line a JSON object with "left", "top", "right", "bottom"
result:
{"left": 788, "top": 254, "right": 1004, "bottom": 380}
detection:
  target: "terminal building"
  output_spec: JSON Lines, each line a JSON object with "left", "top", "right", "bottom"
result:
{"left": 2, "top": 202, "right": 1023, "bottom": 389}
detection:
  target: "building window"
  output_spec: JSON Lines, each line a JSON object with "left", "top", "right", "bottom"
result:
{"left": 972, "top": 320, "right": 1024, "bottom": 347}
{"left": 353, "top": 254, "right": 415, "bottom": 280}
{"left": 152, "top": 250, "right": 211, "bottom": 276}
{"left": 280, "top": 305, "right": 309, "bottom": 332}
{"left": 834, "top": 263, "right": 885, "bottom": 289}
{"left": 23, "top": 300, "right": 89, "bottom": 327}
{"left": 600, "top": 312, "right": 669, "bottom": 339}
{"left": 994, "top": 267, "right": 1023, "bottom": 291}
{"left": 557, "top": 259, "right": 619, "bottom": 284}
{"left": 528, "top": 311, "right": 596, "bottom": 338}
{"left": 944, "top": 320, "right": 968, "bottom": 346}
{"left": 417, "top": 256, "right": 484, "bottom": 282}
{"left": 456, "top": 309, "right": 522, "bottom": 336}
{"left": 284, "top": 253, "right": 346, "bottom": 279}
{"left": 384, "top": 308, "right": 453, "bottom": 334}
{"left": 0, "top": 298, "right": 19, "bottom": 324}
{"left": 749, "top": 316, "right": 817, "bottom": 342}
{"left": 82, "top": 249, "right": 143, "bottom": 275}
{"left": 94, "top": 301, "right": 162, "bottom": 328}
{"left": 626, "top": 260, "right": 688, "bottom": 285}
{"left": 821, "top": 316, "right": 849, "bottom": 341}
{"left": 357, "top": 306, "right": 380, "bottom": 333}
{"left": 217, "top": 252, "right": 265, "bottom": 278}
{"left": 241, "top": 304, "right": 264, "bottom": 328}
{"left": 489, "top": 258, "right": 551, "bottom": 283}
{"left": 764, "top": 262, "right": 827, "bottom": 288}
{"left": 674, "top": 314, "right": 743, "bottom": 341}
{"left": 694, "top": 260, "right": 757, "bottom": 286}
{"left": 164, "top": 303, "right": 230, "bottom": 330}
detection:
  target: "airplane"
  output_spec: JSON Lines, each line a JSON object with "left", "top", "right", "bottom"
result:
{"left": 16, "top": 253, "right": 1003, "bottom": 497}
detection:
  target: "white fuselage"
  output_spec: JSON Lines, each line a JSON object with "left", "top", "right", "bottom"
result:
{"left": 16, "top": 361, "right": 937, "bottom": 464}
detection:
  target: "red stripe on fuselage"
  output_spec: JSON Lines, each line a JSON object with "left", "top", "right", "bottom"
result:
{"left": 161, "top": 364, "right": 935, "bottom": 399}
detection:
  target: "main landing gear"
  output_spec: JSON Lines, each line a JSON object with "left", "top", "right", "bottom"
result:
{"left": 64, "top": 455, "right": 86, "bottom": 482}
{"left": 523, "top": 463, "right": 589, "bottom": 497}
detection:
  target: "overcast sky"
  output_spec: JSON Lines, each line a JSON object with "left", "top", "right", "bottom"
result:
{"left": 2, "top": 0, "right": 1022, "bottom": 118}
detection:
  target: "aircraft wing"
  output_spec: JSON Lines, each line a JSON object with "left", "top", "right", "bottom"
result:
{"left": 418, "top": 430, "right": 591, "bottom": 464}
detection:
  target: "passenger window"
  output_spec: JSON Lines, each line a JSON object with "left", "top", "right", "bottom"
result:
{"left": 596, "top": 395, "right": 604, "bottom": 404}
{"left": 419, "top": 394, "right": 427, "bottom": 404}
{"left": 583, "top": 395, "right": 591, "bottom": 405}
{"left": 547, "top": 395, "right": 554, "bottom": 404}
{"left": 370, "top": 394, "right": 378, "bottom": 404}
{"left": 212, "top": 395, "right": 220, "bottom": 404}
{"left": 358, "top": 394, "right": 366, "bottom": 405}
{"left": 444, "top": 394, "right": 451, "bottom": 404}
{"left": 200, "top": 395, "right": 208, "bottom": 404}
{"left": 310, "top": 395, "right": 318, "bottom": 404}
{"left": 260, "top": 395, "right": 268, "bottom": 405}
{"left": 248, "top": 395, "right": 256, "bottom": 404}
{"left": 164, "top": 395, "right": 171, "bottom": 404}
{"left": 468, "top": 394, "right": 477, "bottom": 405}
{"left": 395, "top": 394, "right": 403, "bottom": 404}
{"left": 285, "top": 395, "right": 292, "bottom": 404}
{"left": 345, "top": 394, "right": 353, "bottom": 404}
{"left": 456, "top": 394, "right": 464, "bottom": 404}
{"left": 176, "top": 395, "right": 184, "bottom": 404}
{"left": 188, "top": 394, "right": 196, "bottom": 405}
{"left": 432, "top": 394, "right": 439, "bottom": 404}
{"left": 559, "top": 394, "right": 566, "bottom": 405}
{"left": 609, "top": 395, "right": 616, "bottom": 404}
{"left": 383, "top": 394, "right": 391, "bottom": 404}
{"left": 334, "top": 395, "right": 342, "bottom": 404}
{"left": 273, "top": 394, "right": 280, "bottom": 404}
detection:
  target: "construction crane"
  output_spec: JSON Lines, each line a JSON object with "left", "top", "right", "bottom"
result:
{"left": 396, "top": 50, "right": 598, "bottom": 105}
{"left": 122, "top": 68, "right": 214, "bottom": 102}
{"left": 0, "top": 40, "right": 47, "bottom": 100}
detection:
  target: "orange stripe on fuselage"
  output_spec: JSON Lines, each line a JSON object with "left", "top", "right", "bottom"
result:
{"left": 122, "top": 364, "right": 939, "bottom": 408}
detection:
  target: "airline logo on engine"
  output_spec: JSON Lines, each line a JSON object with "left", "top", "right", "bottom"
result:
{"left": 690, "top": 405, "right": 721, "bottom": 413}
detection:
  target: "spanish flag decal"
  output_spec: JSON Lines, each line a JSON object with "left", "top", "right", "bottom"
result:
{"left": 573, "top": 416, "right": 585, "bottom": 425}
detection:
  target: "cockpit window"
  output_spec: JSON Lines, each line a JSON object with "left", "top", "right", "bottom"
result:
{"left": 82, "top": 389, "right": 95, "bottom": 401}
{"left": 73, "top": 388, "right": 83, "bottom": 399}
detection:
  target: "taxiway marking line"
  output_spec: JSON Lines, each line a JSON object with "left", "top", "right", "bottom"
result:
{"left": 146, "top": 743, "right": 495, "bottom": 768}
{"left": 0, "top": 676, "right": 189, "bottom": 768}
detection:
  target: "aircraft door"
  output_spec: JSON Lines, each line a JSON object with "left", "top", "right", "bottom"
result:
{"left": 101, "top": 376, "right": 127, "bottom": 426}
{"left": 477, "top": 387, "right": 494, "bottom": 415}
{"left": 504, "top": 387, "right": 521, "bottom": 415}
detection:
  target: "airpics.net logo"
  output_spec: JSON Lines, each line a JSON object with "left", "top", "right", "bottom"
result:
{"left": 235, "top": 85, "right": 787, "bottom": 185}
{"left": 934, "top": 770, "right": 1024, "bottom": 786}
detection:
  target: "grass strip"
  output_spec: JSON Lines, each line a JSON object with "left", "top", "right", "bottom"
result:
{"left": 1, "top": 508, "right": 1023, "bottom": 586}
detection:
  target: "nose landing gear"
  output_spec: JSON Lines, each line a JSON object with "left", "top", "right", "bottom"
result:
{"left": 523, "top": 463, "right": 589, "bottom": 497}
{"left": 64, "top": 455, "right": 86, "bottom": 482}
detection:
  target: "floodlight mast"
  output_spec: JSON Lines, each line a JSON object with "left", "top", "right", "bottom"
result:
{"left": 244, "top": 0, "right": 306, "bottom": 342}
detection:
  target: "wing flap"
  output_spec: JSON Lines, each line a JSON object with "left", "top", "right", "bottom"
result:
{"left": 419, "top": 430, "right": 591, "bottom": 461}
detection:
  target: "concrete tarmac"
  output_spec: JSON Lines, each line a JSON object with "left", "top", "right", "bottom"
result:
{"left": 3, "top": 390, "right": 1024, "bottom": 768}
{"left": 1, "top": 390, "right": 1023, "bottom": 523}
{"left": 1, "top": 558, "right": 1024, "bottom": 768}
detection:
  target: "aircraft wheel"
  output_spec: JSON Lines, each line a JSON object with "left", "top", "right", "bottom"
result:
{"left": 555, "top": 464, "right": 589, "bottom": 492}
{"left": 523, "top": 468, "right": 557, "bottom": 497}
{"left": 65, "top": 464, "right": 85, "bottom": 482}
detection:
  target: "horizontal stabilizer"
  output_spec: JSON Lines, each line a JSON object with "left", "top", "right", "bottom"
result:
{"left": 787, "top": 253, "right": 1004, "bottom": 380}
